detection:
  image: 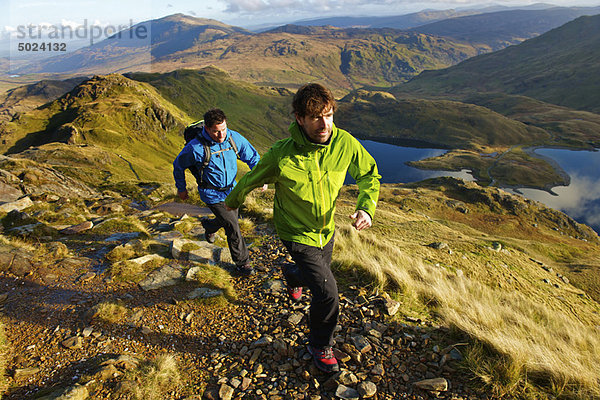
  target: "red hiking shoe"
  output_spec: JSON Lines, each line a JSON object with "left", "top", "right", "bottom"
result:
{"left": 307, "top": 345, "right": 340, "bottom": 373}
{"left": 287, "top": 286, "right": 303, "bottom": 302}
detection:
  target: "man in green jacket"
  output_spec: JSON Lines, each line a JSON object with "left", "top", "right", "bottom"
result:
{"left": 225, "top": 83, "right": 380, "bottom": 373}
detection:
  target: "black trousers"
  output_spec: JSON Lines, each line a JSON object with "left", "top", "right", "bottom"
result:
{"left": 205, "top": 202, "right": 249, "bottom": 266}
{"left": 282, "top": 236, "right": 338, "bottom": 347}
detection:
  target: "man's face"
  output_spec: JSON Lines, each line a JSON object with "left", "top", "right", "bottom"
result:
{"left": 206, "top": 120, "right": 227, "bottom": 143}
{"left": 296, "top": 106, "right": 334, "bottom": 144}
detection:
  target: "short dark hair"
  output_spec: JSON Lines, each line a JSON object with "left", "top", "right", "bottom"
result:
{"left": 204, "top": 108, "right": 226, "bottom": 128}
{"left": 292, "top": 83, "right": 336, "bottom": 118}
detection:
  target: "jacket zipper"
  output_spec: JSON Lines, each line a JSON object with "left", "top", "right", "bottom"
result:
{"left": 314, "top": 149, "right": 327, "bottom": 248}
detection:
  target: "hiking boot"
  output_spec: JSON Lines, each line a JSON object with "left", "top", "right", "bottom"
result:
{"left": 200, "top": 218, "right": 216, "bottom": 244}
{"left": 287, "top": 286, "right": 303, "bottom": 302}
{"left": 307, "top": 345, "right": 339, "bottom": 373}
{"left": 236, "top": 263, "right": 255, "bottom": 276}
{"left": 282, "top": 262, "right": 302, "bottom": 302}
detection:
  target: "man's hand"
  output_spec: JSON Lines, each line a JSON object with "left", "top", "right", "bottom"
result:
{"left": 261, "top": 183, "right": 269, "bottom": 192}
{"left": 178, "top": 190, "right": 189, "bottom": 200}
{"left": 350, "top": 210, "right": 372, "bottom": 231}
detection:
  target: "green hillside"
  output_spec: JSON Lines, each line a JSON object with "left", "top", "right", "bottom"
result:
{"left": 0, "top": 77, "right": 87, "bottom": 123}
{"left": 0, "top": 70, "right": 293, "bottom": 188}
{"left": 126, "top": 68, "right": 292, "bottom": 152}
{"left": 398, "top": 14, "right": 600, "bottom": 113}
{"left": 335, "top": 89, "right": 599, "bottom": 189}
{"left": 337, "top": 89, "right": 549, "bottom": 150}
{"left": 0, "top": 74, "right": 190, "bottom": 185}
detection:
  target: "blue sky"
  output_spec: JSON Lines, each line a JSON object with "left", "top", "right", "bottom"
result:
{"left": 3, "top": 0, "right": 600, "bottom": 32}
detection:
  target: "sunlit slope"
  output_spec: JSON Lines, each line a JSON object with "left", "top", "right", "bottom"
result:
{"left": 398, "top": 14, "right": 600, "bottom": 113}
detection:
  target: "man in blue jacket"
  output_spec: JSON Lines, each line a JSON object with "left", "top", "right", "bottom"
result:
{"left": 173, "top": 108, "right": 260, "bottom": 276}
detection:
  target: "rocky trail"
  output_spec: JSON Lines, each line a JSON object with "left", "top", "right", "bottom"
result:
{"left": 0, "top": 200, "right": 495, "bottom": 400}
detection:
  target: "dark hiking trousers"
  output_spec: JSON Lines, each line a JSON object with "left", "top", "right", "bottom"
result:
{"left": 282, "top": 236, "right": 338, "bottom": 347}
{"left": 205, "top": 202, "right": 249, "bottom": 266}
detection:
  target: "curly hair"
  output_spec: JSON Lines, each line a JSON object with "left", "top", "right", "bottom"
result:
{"left": 204, "top": 108, "right": 227, "bottom": 128}
{"left": 292, "top": 83, "right": 336, "bottom": 118}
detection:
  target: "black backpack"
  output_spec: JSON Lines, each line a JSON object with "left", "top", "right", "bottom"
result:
{"left": 183, "top": 120, "right": 240, "bottom": 191}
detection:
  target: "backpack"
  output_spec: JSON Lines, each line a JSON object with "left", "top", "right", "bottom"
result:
{"left": 183, "top": 120, "right": 240, "bottom": 191}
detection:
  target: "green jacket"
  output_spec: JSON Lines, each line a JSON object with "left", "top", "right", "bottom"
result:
{"left": 225, "top": 121, "right": 381, "bottom": 248}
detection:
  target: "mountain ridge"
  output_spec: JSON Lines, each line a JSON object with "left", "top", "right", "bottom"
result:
{"left": 397, "top": 14, "right": 600, "bottom": 113}
{"left": 410, "top": 6, "right": 600, "bottom": 50}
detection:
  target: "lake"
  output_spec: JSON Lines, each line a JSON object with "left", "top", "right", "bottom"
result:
{"left": 351, "top": 140, "right": 600, "bottom": 234}
{"left": 346, "top": 140, "right": 473, "bottom": 184}
{"left": 512, "top": 148, "right": 600, "bottom": 234}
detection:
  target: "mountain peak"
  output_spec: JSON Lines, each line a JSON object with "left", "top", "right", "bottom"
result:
{"left": 156, "top": 13, "right": 238, "bottom": 28}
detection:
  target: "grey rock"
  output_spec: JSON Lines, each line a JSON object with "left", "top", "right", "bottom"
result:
{"left": 219, "top": 384, "right": 234, "bottom": 400}
{"left": 13, "top": 367, "right": 40, "bottom": 380}
{"left": 338, "top": 370, "right": 358, "bottom": 386}
{"left": 78, "top": 272, "right": 96, "bottom": 283}
{"left": 357, "top": 381, "right": 377, "bottom": 398}
{"left": 186, "top": 266, "right": 202, "bottom": 281}
{"left": 241, "top": 377, "right": 252, "bottom": 391}
{"left": 273, "top": 338, "right": 288, "bottom": 356}
{"left": 187, "top": 287, "right": 223, "bottom": 299}
{"left": 171, "top": 238, "right": 218, "bottom": 263}
{"left": 138, "top": 263, "right": 184, "bottom": 291}
{"left": 351, "top": 335, "right": 372, "bottom": 354}
{"left": 0, "top": 196, "right": 33, "bottom": 213}
{"left": 253, "top": 336, "right": 273, "bottom": 347}
{"left": 40, "top": 384, "right": 89, "bottom": 400}
{"left": 97, "top": 202, "right": 124, "bottom": 214}
{"left": 82, "top": 327, "right": 94, "bottom": 337}
{"left": 335, "top": 384, "right": 359, "bottom": 400}
{"left": 371, "top": 364, "right": 385, "bottom": 376}
{"left": 61, "top": 336, "right": 83, "bottom": 349}
{"left": 155, "top": 231, "right": 184, "bottom": 243}
{"left": 382, "top": 297, "right": 400, "bottom": 316}
{"left": 287, "top": 312, "right": 304, "bottom": 327}
{"left": 0, "top": 182, "right": 23, "bottom": 203}
{"left": 0, "top": 253, "right": 34, "bottom": 276}
{"left": 263, "top": 279, "right": 285, "bottom": 293}
{"left": 414, "top": 377, "right": 449, "bottom": 392}
{"left": 61, "top": 221, "right": 93, "bottom": 234}
{"left": 104, "top": 232, "right": 141, "bottom": 242}
{"left": 427, "top": 242, "right": 448, "bottom": 250}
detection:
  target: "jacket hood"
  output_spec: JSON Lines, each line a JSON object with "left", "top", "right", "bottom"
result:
{"left": 289, "top": 121, "right": 338, "bottom": 149}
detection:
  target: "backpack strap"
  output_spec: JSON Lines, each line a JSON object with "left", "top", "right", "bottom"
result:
{"left": 183, "top": 121, "right": 240, "bottom": 191}
{"left": 228, "top": 135, "right": 240, "bottom": 159}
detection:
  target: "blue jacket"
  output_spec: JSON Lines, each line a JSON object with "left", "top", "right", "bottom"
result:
{"left": 173, "top": 126, "right": 260, "bottom": 205}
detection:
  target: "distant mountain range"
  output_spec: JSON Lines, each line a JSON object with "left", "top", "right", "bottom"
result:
{"left": 14, "top": 14, "right": 488, "bottom": 90}
{"left": 410, "top": 6, "right": 600, "bottom": 50}
{"left": 11, "top": 6, "right": 598, "bottom": 92}
{"left": 397, "top": 14, "right": 600, "bottom": 114}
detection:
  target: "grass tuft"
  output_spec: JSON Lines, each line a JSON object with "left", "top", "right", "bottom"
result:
{"left": 122, "top": 354, "right": 181, "bottom": 400}
{"left": 333, "top": 223, "right": 600, "bottom": 398}
{"left": 93, "top": 301, "right": 129, "bottom": 323}
{"left": 189, "top": 263, "right": 237, "bottom": 301}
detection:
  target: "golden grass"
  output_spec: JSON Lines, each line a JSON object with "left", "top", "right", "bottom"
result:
{"left": 189, "top": 263, "right": 237, "bottom": 301}
{"left": 122, "top": 355, "right": 181, "bottom": 400}
{"left": 93, "top": 301, "right": 129, "bottom": 323}
{"left": 90, "top": 216, "right": 149, "bottom": 236}
{"left": 109, "top": 255, "right": 168, "bottom": 283}
{"left": 333, "top": 224, "right": 600, "bottom": 398}
{"left": 240, "top": 189, "right": 274, "bottom": 223}
{"left": 0, "top": 323, "right": 8, "bottom": 396}
{"left": 0, "top": 235, "right": 37, "bottom": 253}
